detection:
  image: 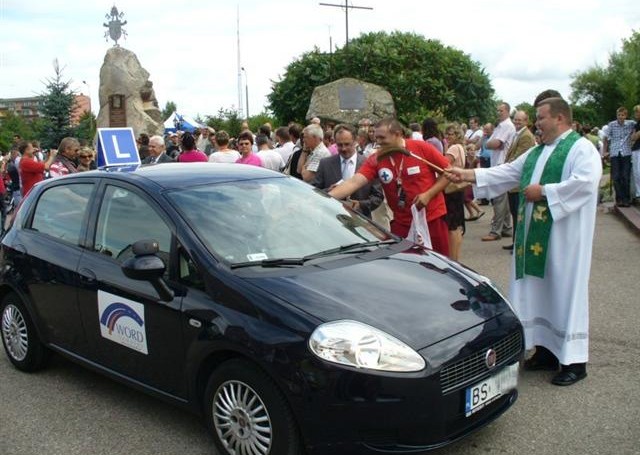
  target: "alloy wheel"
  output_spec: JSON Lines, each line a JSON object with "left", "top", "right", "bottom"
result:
{"left": 213, "top": 379, "right": 273, "bottom": 455}
{"left": 1, "top": 304, "right": 28, "bottom": 361}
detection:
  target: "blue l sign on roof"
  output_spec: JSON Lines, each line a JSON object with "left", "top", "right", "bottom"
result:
{"left": 97, "top": 128, "right": 141, "bottom": 167}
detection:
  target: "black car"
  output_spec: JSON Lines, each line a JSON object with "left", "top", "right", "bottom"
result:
{"left": 0, "top": 163, "right": 523, "bottom": 455}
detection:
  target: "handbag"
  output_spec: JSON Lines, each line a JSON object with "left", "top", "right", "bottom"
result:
{"left": 407, "top": 205, "right": 432, "bottom": 248}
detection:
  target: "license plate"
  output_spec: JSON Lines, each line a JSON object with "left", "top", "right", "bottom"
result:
{"left": 465, "top": 363, "right": 519, "bottom": 417}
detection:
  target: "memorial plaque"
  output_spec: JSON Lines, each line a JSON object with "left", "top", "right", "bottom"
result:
{"left": 338, "top": 86, "right": 365, "bottom": 111}
{"left": 109, "top": 94, "right": 127, "bottom": 127}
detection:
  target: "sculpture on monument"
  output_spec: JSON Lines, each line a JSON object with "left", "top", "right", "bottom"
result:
{"left": 103, "top": 6, "right": 128, "bottom": 46}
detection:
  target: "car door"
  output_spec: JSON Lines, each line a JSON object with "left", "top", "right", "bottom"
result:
{"left": 76, "top": 181, "right": 186, "bottom": 397}
{"left": 13, "top": 181, "right": 96, "bottom": 353}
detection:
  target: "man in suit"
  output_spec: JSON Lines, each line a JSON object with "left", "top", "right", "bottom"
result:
{"left": 503, "top": 110, "right": 537, "bottom": 251}
{"left": 312, "top": 124, "right": 383, "bottom": 217}
{"left": 142, "top": 135, "right": 175, "bottom": 164}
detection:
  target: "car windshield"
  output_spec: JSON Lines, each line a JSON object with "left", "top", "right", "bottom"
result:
{"left": 166, "top": 176, "right": 392, "bottom": 265}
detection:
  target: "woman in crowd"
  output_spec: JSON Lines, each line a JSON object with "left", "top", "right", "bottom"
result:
{"left": 177, "top": 132, "right": 208, "bottom": 162}
{"left": 235, "top": 131, "right": 262, "bottom": 167}
{"left": 422, "top": 118, "right": 444, "bottom": 153}
{"left": 77, "top": 147, "right": 96, "bottom": 171}
{"left": 443, "top": 124, "right": 466, "bottom": 261}
{"left": 209, "top": 131, "right": 241, "bottom": 163}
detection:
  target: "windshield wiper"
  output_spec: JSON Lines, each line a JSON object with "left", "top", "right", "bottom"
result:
{"left": 230, "top": 239, "right": 399, "bottom": 269}
{"left": 303, "top": 238, "right": 399, "bottom": 260}
{"left": 230, "top": 257, "right": 306, "bottom": 269}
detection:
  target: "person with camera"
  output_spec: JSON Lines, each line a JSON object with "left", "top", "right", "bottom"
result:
{"left": 18, "top": 141, "right": 57, "bottom": 196}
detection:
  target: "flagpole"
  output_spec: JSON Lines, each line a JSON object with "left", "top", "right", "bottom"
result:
{"left": 236, "top": 5, "right": 244, "bottom": 119}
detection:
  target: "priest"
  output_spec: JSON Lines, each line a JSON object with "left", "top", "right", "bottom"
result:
{"left": 445, "top": 96, "right": 602, "bottom": 386}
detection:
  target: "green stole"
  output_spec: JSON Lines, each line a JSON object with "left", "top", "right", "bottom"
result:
{"left": 515, "top": 131, "right": 580, "bottom": 279}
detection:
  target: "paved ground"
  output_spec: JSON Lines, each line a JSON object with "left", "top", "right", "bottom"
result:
{"left": 1, "top": 205, "right": 639, "bottom": 455}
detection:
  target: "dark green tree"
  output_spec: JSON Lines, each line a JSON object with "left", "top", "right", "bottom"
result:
{"left": 39, "top": 59, "right": 76, "bottom": 149}
{"left": 206, "top": 108, "right": 244, "bottom": 138}
{"left": 570, "top": 30, "right": 640, "bottom": 126}
{"left": 76, "top": 111, "right": 97, "bottom": 145}
{"left": 162, "top": 101, "right": 177, "bottom": 120}
{"left": 0, "top": 112, "right": 35, "bottom": 152}
{"left": 247, "top": 112, "right": 278, "bottom": 134}
{"left": 268, "top": 31, "right": 495, "bottom": 125}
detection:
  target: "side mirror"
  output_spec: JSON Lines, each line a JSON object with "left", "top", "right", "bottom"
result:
{"left": 122, "top": 239, "right": 174, "bottom": 302}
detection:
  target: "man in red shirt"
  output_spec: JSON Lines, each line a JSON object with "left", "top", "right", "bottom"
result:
{"left": 18, "top": 141, "right": 57, "bottom": 197}
{"left": 330, "top": 118, "right": 451, "bottom": 256}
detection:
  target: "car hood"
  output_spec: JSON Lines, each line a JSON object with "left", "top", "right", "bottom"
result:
{"left": 245, "top": 250, "right": 512, "bottom": 350}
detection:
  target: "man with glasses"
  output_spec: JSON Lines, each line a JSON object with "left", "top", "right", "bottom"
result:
{"left": 49, "top": 137, "right": 80, "bottom": 178}
{"left": 312, "top": 124, "right": 383, "bottom": 217}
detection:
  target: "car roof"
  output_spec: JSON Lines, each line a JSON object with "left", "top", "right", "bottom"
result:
{"left": 69, "top": 163, "right": 285, "bottom": 190}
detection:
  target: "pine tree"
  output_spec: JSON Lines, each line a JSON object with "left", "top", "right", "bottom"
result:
{"left": 40, "top": 59, "right": 76, "bottom": 149}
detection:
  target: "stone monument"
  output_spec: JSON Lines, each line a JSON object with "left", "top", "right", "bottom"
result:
{"left": 96, "top": 6, "right": 163, "bottom": 137}
{"left": 306, "top": 77, "right": 396, "bottom": 125}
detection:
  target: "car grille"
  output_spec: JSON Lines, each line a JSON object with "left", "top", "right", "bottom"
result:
{"left": 440, "top": 331, "right": 522, "bottom": 394}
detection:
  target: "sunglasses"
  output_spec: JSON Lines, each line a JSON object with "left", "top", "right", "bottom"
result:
{"left": 79, "top": 155, "right": 92, "bottom": 159}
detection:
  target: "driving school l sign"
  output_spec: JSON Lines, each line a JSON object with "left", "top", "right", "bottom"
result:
{"left": 96, "top": 127, "right": 141, "bottom": 167}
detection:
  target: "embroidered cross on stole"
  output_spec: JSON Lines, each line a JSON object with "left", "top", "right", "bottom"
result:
{"left": 515, "top": 131, "right": 580, "bottom": 279}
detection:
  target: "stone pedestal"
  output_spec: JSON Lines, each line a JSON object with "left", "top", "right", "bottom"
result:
{"left": 306, "top": 78, "right": 396, "bottom": 125}
{"left": 96, "top": 47, "right": 163, "bottom": 137}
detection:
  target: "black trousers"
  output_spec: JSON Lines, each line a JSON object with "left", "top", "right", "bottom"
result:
{"left": 611, "top": 155, "right": 632, "bottom": 203}
{"left": 508, "top": 192, "right": 519, "bottom": 243}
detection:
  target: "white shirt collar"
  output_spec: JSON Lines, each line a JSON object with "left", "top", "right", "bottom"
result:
{"left": 342, "top": 154, "right": 357, "bottom": 165}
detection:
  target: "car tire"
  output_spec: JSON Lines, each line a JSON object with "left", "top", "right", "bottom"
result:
{"left": 204, "top": 358, "right": 301, "bottom": 455}
{"left": 1, "top": 292, "right": 49, "bottom": 372}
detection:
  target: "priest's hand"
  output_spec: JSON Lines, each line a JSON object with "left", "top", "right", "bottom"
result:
{"left": 445, "top": 166, "right": 475, "bottom": 183}
{"left": 524, "top": 184, "right": 545, "bottom": 202}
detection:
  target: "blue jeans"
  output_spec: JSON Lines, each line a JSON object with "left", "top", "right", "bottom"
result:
{"left": 611, "top": 155, "right": 631, "bottom": 203}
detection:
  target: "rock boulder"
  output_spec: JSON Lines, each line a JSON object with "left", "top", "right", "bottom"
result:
{"left": 96, "top": 47, "right": 163, "bottom": 136}
{"left": 306, "top": 78, "right": 395, "bottom": 125}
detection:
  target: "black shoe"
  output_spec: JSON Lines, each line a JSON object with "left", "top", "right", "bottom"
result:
{"left": 524, "top": 347, "right": 559, "bottom": 371}
{"left": 502, "top": 244, "right": 514, "bottom": 251}
{"left": 551, "top": 364, "right": 587, "bottom": 386}
{"left": 500, "top": 231, "right": 513, "bottom": 237}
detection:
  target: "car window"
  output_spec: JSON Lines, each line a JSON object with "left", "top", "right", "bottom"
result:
{"left": 178, "top": 245, "right": 204, "bottom": 290}
{"left": 166, "top": 177, "right": 390, "bottom": 264}
{"left": 30, "top": 183, "right": 94, "bottom": 245}
{"left": 94, "top": 185, "right": 171, "bottom": 271}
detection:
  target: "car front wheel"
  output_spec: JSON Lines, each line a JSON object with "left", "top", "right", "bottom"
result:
{"left": 204, "top": 358, "right": 301, "bottom": 455}
{"left": 1, "top": 292, "right": 49, "bottom": 372}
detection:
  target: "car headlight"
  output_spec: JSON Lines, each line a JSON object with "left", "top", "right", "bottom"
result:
{"left": 308, "top": 320, "right": 426, "bottom": 372}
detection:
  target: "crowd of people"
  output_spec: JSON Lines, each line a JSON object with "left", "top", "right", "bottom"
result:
{"left": 4, "top": 102, "right": 638, "bottom": 254}
{"left": 4, "top": 91, "right": 638, "bottom": 390}
{"left": 0, "top": 135, "right": 98, "bottom": 233}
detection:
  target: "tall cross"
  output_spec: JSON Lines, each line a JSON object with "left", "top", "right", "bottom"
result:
{"left": 319, "top": 1, "right": 373, "bottom": 47}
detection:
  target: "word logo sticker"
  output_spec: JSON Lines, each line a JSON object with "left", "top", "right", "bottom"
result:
{"left": 98, "top": 291, "right": 148, "bottom": 354}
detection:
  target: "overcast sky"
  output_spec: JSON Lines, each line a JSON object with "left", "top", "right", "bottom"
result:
{"left": 1, "top": 0, "right": 638, "bottom": 121}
